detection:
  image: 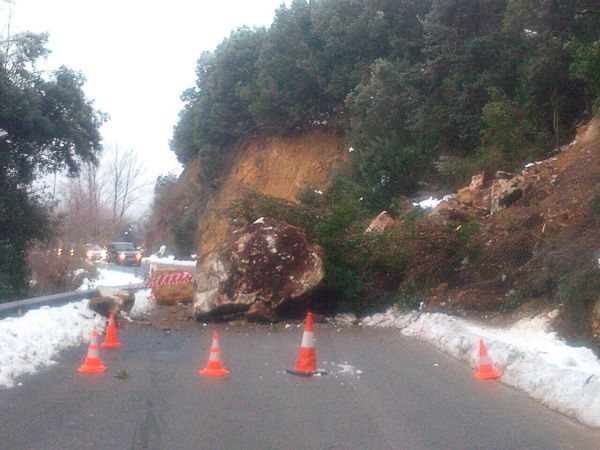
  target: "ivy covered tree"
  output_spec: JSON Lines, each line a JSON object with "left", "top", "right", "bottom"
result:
{"left": 0, "top": 32, "right": 103, "bottom": 300}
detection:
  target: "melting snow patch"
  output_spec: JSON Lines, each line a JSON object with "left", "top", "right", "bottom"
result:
{"left": 362, "top": 307, "right": 600, "bottom": 428}
{"left": 130, "top": 289, "right": 155, "bottom": 318}
{"left": 524, "top": 161, "right": 543, "bottom": 169}
{"left": 412, "top": 197, "right": 442, "bottom": 210}
{"left": 335, "top": 363, "right": 363, "bottom": 376}
{"left": 0, "top": 300, "right": 104, "bottom": 388}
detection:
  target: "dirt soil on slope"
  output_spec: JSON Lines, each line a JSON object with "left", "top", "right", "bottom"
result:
{"left": 195, "top": 130, "right": 347, "bottom": 256}
{"left": 420, "top": 119, "right": 599, "bottom": 346}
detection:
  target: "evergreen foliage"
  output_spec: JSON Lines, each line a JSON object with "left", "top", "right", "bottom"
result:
{"left": 173, "top": 0, "right": 599, "bottom": 191}
{"left": 170, "top": 0, "right": 599, "bottom": 308}
{"left": 0, "top": 32, "right": 103, "bottom": 300}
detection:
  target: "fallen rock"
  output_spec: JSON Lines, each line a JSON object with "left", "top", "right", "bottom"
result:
{"left": 365, "top": 211, "right": 396, "bottom": 234}
{"left": 470, "top": 170, "right": 494, "bottom": 190}
{"left": 491, "top": 177, "right": 526, "bottom": 213}
{"left": 89, "top": 288, "right": 135, "bottom": 317}
{"left": 456, "top": 171, "right": 493, "bottom": 211}
{"left": 429, "top": 197, "right": 476, "bottom": 223}
{"left": 193, "top": 218, "right": 324, "bottom": 320}
{"left": 457, "top": 186, "right": 475, "bottom": 206}
{"left": 495, "top": 170, "right": 515, "bottom": 180}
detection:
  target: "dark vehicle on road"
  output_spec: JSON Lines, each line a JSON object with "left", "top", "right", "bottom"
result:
{"left": 107, "top": 242, "right": 142, "bottom": 266}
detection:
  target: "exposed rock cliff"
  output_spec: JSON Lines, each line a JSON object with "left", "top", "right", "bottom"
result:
{"left": 194, "top": 130, "right": 346, "bottom": 257}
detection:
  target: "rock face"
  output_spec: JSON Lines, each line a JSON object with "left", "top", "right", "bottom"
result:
{"left": 193, "top": 218, "right": 324, "bottom": 321}
{"left": 89, "top": 288, "right": 135, "bottom": 317}
{"left": 365, "top": 211, "right": 396, "bottom": 234}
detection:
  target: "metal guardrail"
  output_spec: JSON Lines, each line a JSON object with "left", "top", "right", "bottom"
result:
{"left": 0, "top": 261, "right": 194, "bottom": 319}
{"left": 0, "top": 283, "right": 151, "bottom": 319}
{"left": 0, "top": 289, "right": 100, "bottom": 319}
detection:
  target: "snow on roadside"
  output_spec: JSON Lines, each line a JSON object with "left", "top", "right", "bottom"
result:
{"left": 78, "top": 267, "right": 144, "bottom": 290}
{"left": 0, "top": 300, "right": 104, "bottom": 388}
{"left": 142, "top": 255, "right": 196, "bottom": 267}
{"left": 130, "top": 289, "right": 155, "bottom": 319}
{"left": 362, "top": 308, "right": 600, "bottom": 428}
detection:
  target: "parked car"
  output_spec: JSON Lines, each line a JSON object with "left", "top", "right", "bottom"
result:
{"left": 107, "top": 242, "right": 142, "bottom": 266}
{"left": 85, "top": 244, "right": 107, "bottom": 263}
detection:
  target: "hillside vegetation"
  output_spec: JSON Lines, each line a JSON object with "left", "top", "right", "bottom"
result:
{"left": 172, "top": 0, "right": 599, "bottom": 206}
{"left": 157, "top": 0, "right": 600, "bottom": 341}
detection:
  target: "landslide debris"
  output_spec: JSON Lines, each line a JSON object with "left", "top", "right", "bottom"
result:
{"left": 413, "top": 119, "right": 600, "bottom": 347}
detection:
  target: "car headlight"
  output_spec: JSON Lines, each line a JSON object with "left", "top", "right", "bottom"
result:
{"left": 119, "top": 253, "right": 126, "bottom": 260}
{"left": 100, "top": 250, "right": 107, "bottom": 259}
{"left": 86, "top": 251, "right": 93, "bottom": 258}
{"left": 135, "top": 253, "right": 142, "bottom": 259}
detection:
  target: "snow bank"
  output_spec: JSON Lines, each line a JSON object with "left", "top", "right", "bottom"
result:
{"left": 130, "top": 289, "right": 155, "bottom": 318}
{"left": 0, "top": 300, "right": 104, "bottom": 388}
{"left": 362, "top": 308, "right": 600, "bottom": 428}
{"left": 143, "top": 255, "right": 196, "bottom": 267}
{"left": 78, "top": 268, "right": 144, "bottom": 290}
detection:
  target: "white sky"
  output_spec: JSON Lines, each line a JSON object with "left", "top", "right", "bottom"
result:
{"left": 2, "top": 0, "right": 287, "bottom": 210}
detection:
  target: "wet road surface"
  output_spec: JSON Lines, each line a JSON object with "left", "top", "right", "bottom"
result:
{"left": 1, "top": 323, "right": 599, "bottom": 449}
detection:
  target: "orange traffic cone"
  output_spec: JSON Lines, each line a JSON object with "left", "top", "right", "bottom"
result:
{"left": 78, "top": 328, "right": 106, "bottom": 373}
{"left": 287, "top": 312, "right": 327, "bottom": 376}
{"left": 199, "top": 331, "right": 230, "bottom": 377}
{"left": 101, "top": 313, "right": 121, "bottom": 349}
{"left": 474, "top": 338, "right": 501, "bottom": 380}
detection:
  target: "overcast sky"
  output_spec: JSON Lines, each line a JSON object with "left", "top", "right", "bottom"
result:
{"left": 2, "top": 0, "right": 287, "bottom": 209}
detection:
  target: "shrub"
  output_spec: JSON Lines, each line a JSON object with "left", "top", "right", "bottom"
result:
{"left": 224, "top": 192, "right": 324, "bottom": 238}
{"left": 499, "top": 288, "right": 527, "bottom": 313}
{"left": 588, "top": 183, "right": 600, "bottom": 220}
{"left": 395, "top": 280, "right": 421, "bottom": 310}
{"left": 454, "top": 220, "right": 482, "bottom": 262}
{"left": 28, "top": 248, "right": 98, "bottom": 296}
{"left": 555, "top": 269, "right": 600, "bottom": 344}
{"left": 435, "top": 155, "right": 482, "bottom": 190}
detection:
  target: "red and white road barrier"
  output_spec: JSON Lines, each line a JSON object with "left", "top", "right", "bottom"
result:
{"left": 146, "top": 271, "right": 193, "bottom": 288}
{"left": 128, "top": 270, "right": 194, "bottom": 290}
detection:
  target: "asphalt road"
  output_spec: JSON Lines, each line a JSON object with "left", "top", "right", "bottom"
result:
{"left": 1, "top": 323, "right": 599, "bottom": 450}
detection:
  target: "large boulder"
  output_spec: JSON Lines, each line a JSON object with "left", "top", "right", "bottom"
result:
{"left": 193, "top": 218, "right": 324, "bottom": 321}
{"left": 89, "top": 288, "right": 135, "bottom": 317}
